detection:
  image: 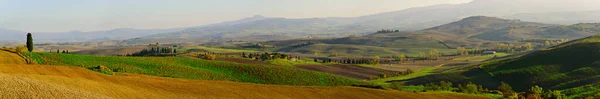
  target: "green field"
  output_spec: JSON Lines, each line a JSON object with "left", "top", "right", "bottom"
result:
{"left": 28, "top": 52, "right": 360, "bottom": 86}
{"left": 370, "top": 65, "right": 443, "bottom": 85}
{"left": 277, "top": 43, "right": 455, "bottom": 57}
{"left": 184, "top": 46, "right": 261, "bottom": 53}
{"left": 266, "top": 59, "right": 321, "bottom": 66}
{"left": 453, "top": 53, "right": 509, "bottom": 61}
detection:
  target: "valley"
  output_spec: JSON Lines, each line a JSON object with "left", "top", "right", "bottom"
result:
{"left": 3, "top": 0, "right": 600, "bottom": 98}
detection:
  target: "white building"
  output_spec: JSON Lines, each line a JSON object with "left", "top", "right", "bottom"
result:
{"left": 482, "top": 51, "right": 497, "bottom": 54}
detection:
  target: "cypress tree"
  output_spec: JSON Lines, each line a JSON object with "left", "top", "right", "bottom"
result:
{"left": 26, "top": 33, "right": 33, "bottom": 52}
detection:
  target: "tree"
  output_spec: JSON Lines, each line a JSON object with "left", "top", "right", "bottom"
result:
{"left": 419, "top": 52, "right": 426, "bottom": 59}
{"left": 439, "top": 81, "right": 453, "bottom": 91}
{"left": 428, "top": 49, "right": 439, "bottom": 60}
{"left": 529, "top": 85, "right": 543, "bottom": 95}
{"left": 498, "top": 82, "right": 515, "bottom": 95}
{"left": 544, "top": 90, "right": 566, "bottom": 99}
{"left": 26, "top": 33, "right": 33, "bottom": 52}
{"left": 395, "top": 54, "right": 406, "bottom": 62}
{"left": 372, "top": 56, "right": 381, "bottom": 65}
{"left": 390, "top": 82, "right": 405, "bottom": 90}
{"left": 15, "top": 46, "right": 24, "bottom": 54}
{"left": 524, "top": 43, "right": 534, "bottom": 50}
{"left": 458, "top": 82, "right": 481, "bottom": 94}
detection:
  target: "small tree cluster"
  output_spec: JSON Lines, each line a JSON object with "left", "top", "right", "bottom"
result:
{"left": 129, "top": 47, "right": 176, "bottom": 56}
{"left": 376, "top": 29, "right": 400, "bottom": 33}
{"left": 396, "top": 69, "right": 414, "bottom": 76}
{"left": 314, "top": 57, "right": 380, "bottom": 65}
{"left": 456, "top": 47, "right": 469, "bottom": 56}
{"left": 424, "top": 81, "right": 454, "bottom": 91}
{"left": 242, "top": 52, "right": 291, "bottom": 61}
{"left": 457, "top": 82, "right": 484, "bottom": 94}
{"left": 291, "top": 41, "right": 320, "bottom": 48}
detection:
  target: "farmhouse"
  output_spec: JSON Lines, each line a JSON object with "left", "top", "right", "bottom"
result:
{"left": 482, "top": 51, "right": 496, "bottom": 54}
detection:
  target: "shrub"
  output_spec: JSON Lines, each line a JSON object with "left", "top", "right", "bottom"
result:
{"left": 390, "top": 82, "right": 405, "bottom": 90}
{"left": 439, "top": 81, "right": 453, "bottom": 91}
{"left": 203, "top": 54, "right": 216, "bottom": 60}
{"left": 425, "top": 83, "right": 441, "bottom": 91}
{"left": 378, "top": 72, "right": 387, "bottom": 78}
{"left": 458, "top": 82, "right": 482, "bottom": 94}
{"left": 529, "top": 85, "right": 543, "bottom": 95}
{"left": 498, "top": 82, "right": 515, "bottom": 95}
{"left": 544, "top": 90, "right": 566, "bottom": 99}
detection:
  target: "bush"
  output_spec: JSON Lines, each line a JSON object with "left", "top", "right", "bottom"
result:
{"left": 498, "top": 82, "right": 515, "bottom": 95}
{"left": 425, "top": 83, "right": 441, "bottom": 91}
{"left": 439, "top": 81, "right": 453, "bottom": 91}
{"left": 544, "top": 90, "right": 566, "bottom": 99}
{"left": 202, "top": 54, "right": 216, "bottom": 60}
{"left": 529, "top": 85, "right": 543, "bottom": 95}
{"left": 390, "top": 82, "right": 405, "bottom": 90}
{"left": 458, "top": 82, "right": 482, "bottom": 94}
{"left": 378, "top": 72, "right": 387, "bottom": 78}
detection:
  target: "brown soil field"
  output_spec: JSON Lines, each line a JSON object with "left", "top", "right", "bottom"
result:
{"left": 0, "top": 64, "right": 490, "bottom": 99}
{"left": 74, "top": 46, "right": 150, "bottom": 56}
{"left": 296, "top": 64, "right": 400, "bottom": 80}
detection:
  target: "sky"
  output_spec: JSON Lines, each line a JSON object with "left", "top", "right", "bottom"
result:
{"left": 0, "top": 0, "right": 472, "bottom": 32}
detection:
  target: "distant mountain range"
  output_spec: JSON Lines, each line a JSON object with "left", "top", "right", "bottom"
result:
{"left": 0, "top": 28, "right": 184, "bottom": 43}
{"left": 2, "top": 0, "right": 600, "bottom": 43}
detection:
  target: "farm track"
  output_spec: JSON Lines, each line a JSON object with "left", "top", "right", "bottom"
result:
{"left": 0, "top": 51, "right": 490, "bottom": 99}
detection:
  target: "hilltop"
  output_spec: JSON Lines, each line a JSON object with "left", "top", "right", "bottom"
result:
{"left": 266, "top": 16, "right": 600, "bottom": 57}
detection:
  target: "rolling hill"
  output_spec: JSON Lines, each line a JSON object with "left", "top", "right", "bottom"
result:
{"left": 4, "top": 0, "right": 600, "bottom": 44}
{"left": 114, "top": 0, "right": 600, "bottom": 44}
{"left": 405, "top": 35, "right": 600, "bottom": 98}
{"left": 0, "top": 50, "right": 492, "bottom": 98}
{"left": 268, "top": 16, "right": 600, "bottom": 57}
{"left": 29, "top": 52, "right": 360, "bottom": 86}
{"left": 0, "top": 64, "right": 490, "bottom": 99}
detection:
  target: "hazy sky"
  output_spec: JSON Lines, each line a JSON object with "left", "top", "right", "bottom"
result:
{"left": 0, "top": 0, "right": 472, "bottom": 32}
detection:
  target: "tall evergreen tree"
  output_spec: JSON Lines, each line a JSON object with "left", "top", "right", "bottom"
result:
{"left": 26, "top": 33, "right": 33, "bottom": 52}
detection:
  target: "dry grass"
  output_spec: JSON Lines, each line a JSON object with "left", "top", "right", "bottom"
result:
{"left": 0, "top": 51, "right": 490, "bottom": 99}
{"left": 0, "top": 50, "right": 26, "bottom": 64}
{"left": 0, "top": 73, "right": 111, "bottom": 99}
{"left": 0, "top": 64, "right": 491, "bottom": 99}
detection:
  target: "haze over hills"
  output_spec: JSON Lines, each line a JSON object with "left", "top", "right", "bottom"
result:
{"left": 0, "top": 28, "right": 184, "bottom": 43}
{"left": 264, "top": 16, "right": 600, "bottom": 57}
{"left": 3, "top": 0, "right": 600, "bottom": 44}
{"left": 130, "top": 0, "right": 600, "bottom": 44}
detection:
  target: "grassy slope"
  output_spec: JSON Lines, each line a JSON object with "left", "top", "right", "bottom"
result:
{"left": 266, "top": 59, "right": 321, "bottom": 66}
{"left": 369, "top": 65, "right": 443, "bottom": 85}
{"left": 184, "top": 46, "right": 261, "bottom": 53}
{"left": 278, "top": 43, "right": 455, "bottom": 57}
{"left": 0, "top": 64, "right": 492, "bottom": 99}
{"left": 479, "top": 35, "right": 600, "bottom": 94}
{"left": 29, "top": 52, "right": 359, "bottom": 86}
{"left": 408, "top": 35, "right": 600, "bottom": 98}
